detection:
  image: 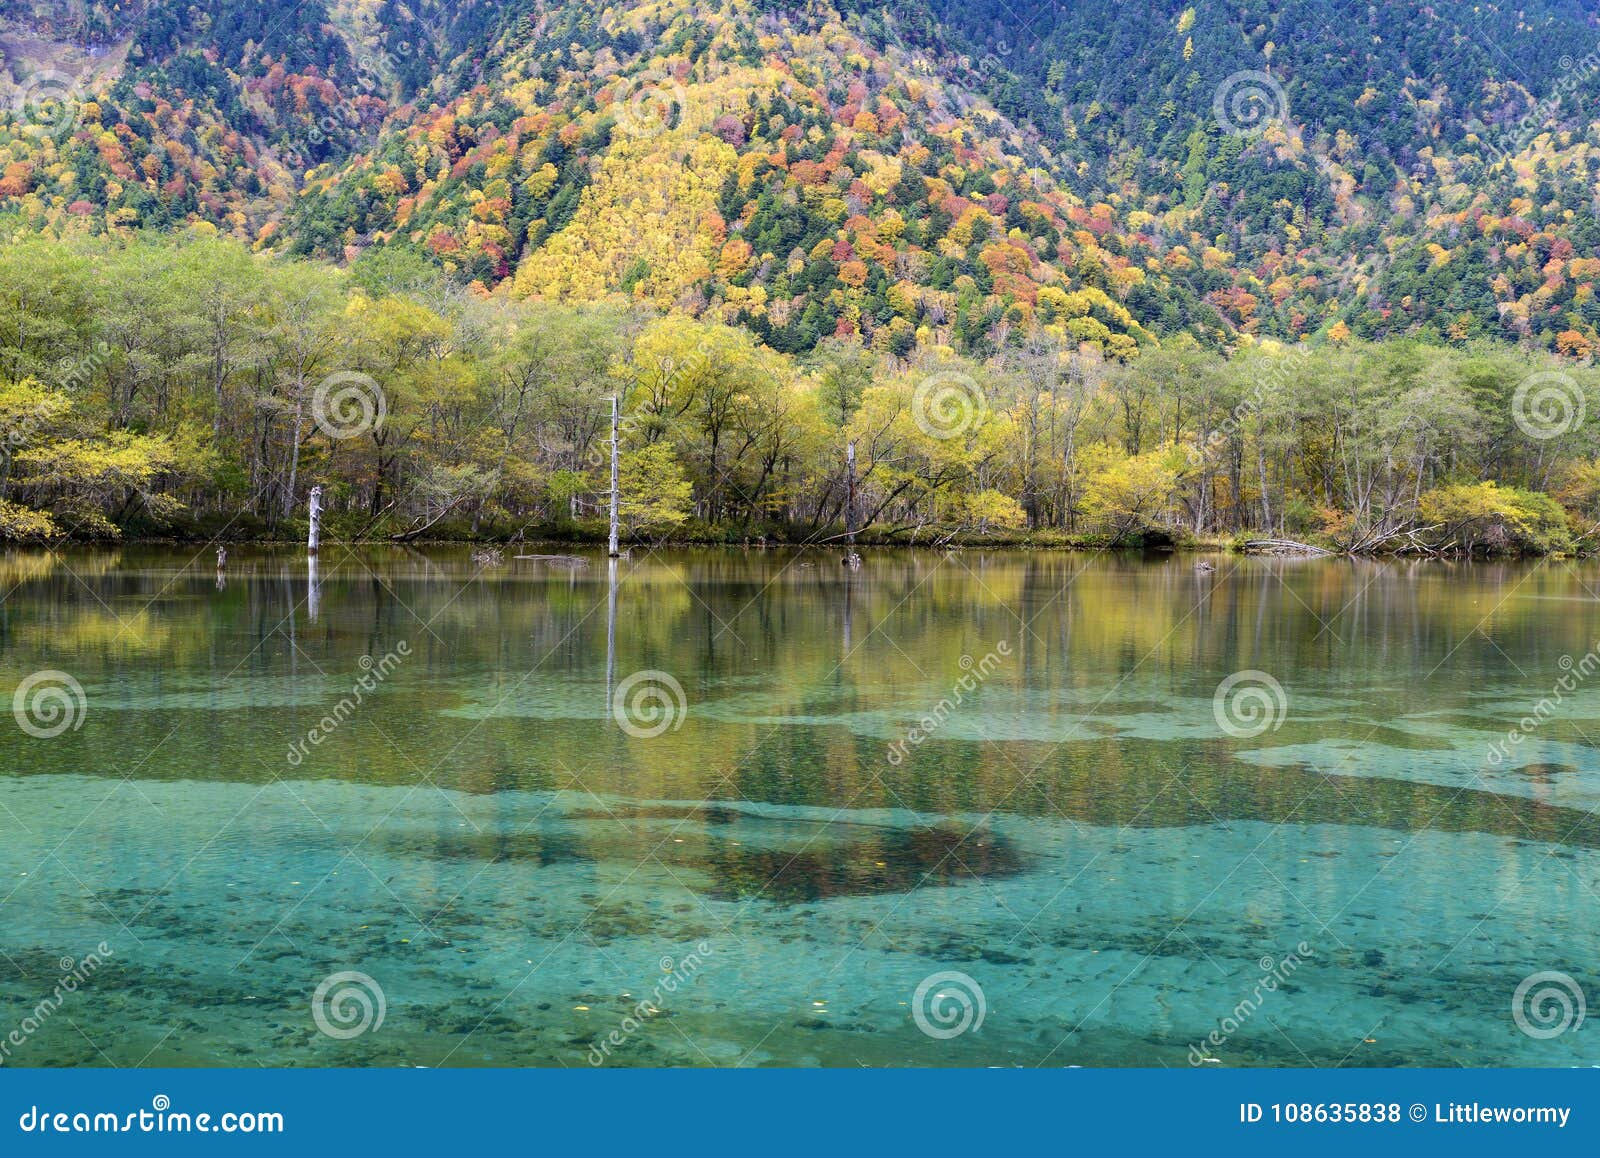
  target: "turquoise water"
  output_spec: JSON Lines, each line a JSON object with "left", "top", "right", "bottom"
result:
{"left": 1, "top": 546, "right": 1597, "bottom": 1067}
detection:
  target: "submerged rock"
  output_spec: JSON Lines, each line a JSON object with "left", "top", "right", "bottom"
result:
{"left": 694, "top": 823, "right": 1027, "bottom": 903}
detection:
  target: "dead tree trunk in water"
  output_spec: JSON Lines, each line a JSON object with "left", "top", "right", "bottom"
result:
{"left": 308, "top": 485, "right": 322, "bottom": 555}
{"left": 844, "top": 440, "right": 858, "bottom": 544}
{"left": 607, "top": 396, "right": 621, "bottom": 559}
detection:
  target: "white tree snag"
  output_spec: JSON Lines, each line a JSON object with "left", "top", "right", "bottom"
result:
{"left": 607, "top": 396, "right": 621, "bottom": 559}
{"left": 308, "top": 484, "right": 323, "bottom": 555}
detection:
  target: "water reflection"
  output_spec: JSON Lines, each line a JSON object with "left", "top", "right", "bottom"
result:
{"left": 2, "top": 546, "right": 1598, "bottom": 1067}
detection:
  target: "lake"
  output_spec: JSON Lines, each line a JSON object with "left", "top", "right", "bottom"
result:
{"left": 1, "top": 546, "right": 1596, "bottom": 1067}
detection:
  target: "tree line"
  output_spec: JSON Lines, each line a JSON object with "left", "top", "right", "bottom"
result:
{"left": 1, "top": 234, "right": 1596, "bottom": 555}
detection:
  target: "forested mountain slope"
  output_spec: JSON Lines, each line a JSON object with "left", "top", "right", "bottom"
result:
{"left": 1, "top": 0, "right": 1598, "bottom": 358}
{"left": 884, "top": 0, "right": 1600, "bottom": 349}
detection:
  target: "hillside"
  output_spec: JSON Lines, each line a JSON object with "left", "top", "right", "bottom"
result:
{"left": 0, "top": 0, "right": 1598, "bottom": 357}
{"left": 892, "top": 0, "right": 1600, "bottom": 349}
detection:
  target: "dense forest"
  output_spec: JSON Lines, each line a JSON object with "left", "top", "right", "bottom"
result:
{"left": 1, "top": 1, "right": 1598, "bottom": 552}
{"left": 2, "top": 233, "right": 1596, "bottom": 555}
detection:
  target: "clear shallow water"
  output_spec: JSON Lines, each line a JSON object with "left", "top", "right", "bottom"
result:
{"left": 1, "top": 546, "right": 1597, "bottom": 1067}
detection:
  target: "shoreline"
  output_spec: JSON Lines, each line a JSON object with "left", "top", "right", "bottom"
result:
{"left": 9, "top": 533, "right": 1581, "bottom": 560}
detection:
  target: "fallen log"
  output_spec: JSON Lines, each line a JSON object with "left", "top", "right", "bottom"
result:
{"left": 1240, "top": 538, "right": 1336, "bottom": 556}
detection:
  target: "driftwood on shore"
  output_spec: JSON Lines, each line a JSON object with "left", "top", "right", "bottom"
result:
{"left": 1240, "top": 538, "right": 1337, "bottom": 556}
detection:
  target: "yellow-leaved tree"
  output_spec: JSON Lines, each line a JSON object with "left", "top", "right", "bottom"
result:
{"left": 617, "top": 442, "right": 692, "bottom": 536}
{"left": 0, "top": 378, "right": 180, "bottom": 539}
{"left": 1078, "top": 444, "right": 1185, "bottom": 544}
